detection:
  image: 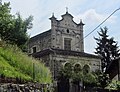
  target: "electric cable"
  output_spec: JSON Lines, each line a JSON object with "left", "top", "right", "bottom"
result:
{"left": 71, "top": 7, "right": 120, "bottom": 48}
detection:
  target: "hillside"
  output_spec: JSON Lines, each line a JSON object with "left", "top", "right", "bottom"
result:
{"left": 0, "top": 43, "right": 52, "bottom": 83}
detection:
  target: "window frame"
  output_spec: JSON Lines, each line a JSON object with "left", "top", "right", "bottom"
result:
{"left": 32, "top": 46, "right": 37, "bottom": 53}
{"left": 64, "top": 38, "right": 72, "bottom": 50}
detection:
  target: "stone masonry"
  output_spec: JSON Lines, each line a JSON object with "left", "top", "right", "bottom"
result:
{"left": 28, "top": 11, "right": 101, "bottom": 92}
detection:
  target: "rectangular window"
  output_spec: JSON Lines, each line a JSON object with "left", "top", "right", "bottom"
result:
{"left": 64, "top": 38, "right": 71, "bottom": 50}
{"left": 32, "top": 47, "right": 36, "bottom": 53}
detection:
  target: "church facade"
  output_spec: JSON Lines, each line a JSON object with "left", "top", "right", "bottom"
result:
{"left": 28, "top": 11, "right": 101, "bottom": 91}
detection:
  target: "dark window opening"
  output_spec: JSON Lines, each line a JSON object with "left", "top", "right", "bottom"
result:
{"left": 64, "top": 38, "right": 71, "bottom": 50}
{"left": 83, "top": 65, "right": 90, "bottom": 74}
{"left": 66, "top": 29, "right": 69, "bottom": 33}
{"left": 64, "top": 63, "right": 72, "bottom": 71}
{"left": 33, "top": 47, "right": 36, "bottom": 53}
{"left": 74, "top": 64, "right": 81, "bottom": 73}
{"left": 53, "top": 37, "right": 55, "bottom": 40}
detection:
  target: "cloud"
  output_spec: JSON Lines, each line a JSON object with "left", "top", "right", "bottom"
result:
{"left": 27, "top": 0, "right": 85, "bottom": 37}
{"left": 2, "top": 0, "right": 120, "bottom": 54}
{"left": 73, "top": 9, "right": 117, "bottom": 54}
{"left": 74, "top": 9, "right": 117, "bottom": 25}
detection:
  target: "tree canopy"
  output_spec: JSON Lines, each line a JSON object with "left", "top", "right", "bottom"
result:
{"left": 95, "top": 27, "right": 120, "bottom": 71}
{"left": 0, "top": 2, "right": 33, "bottom": 51}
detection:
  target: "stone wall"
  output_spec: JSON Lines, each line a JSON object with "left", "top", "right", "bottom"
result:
{"left": 28, "top": 30, "right": 51, "bottom": 54}
{"left": 0, "top": 83, "right": 53, "bottom": 92}
{"left": 50, "top": 12, "right": 84, "bottom": 52}
{"left": 28, "top": 12, "right": 85, "bottom": 54}
{"left": 0, "top": 76, "right": 53, "bottom": 92}
{"left": 52, "top": 54, "right": 101, "bottom": 74}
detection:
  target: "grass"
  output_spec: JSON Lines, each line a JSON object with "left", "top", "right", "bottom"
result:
{"left": 0, "top": 42, "right": 52, "bottom": 83}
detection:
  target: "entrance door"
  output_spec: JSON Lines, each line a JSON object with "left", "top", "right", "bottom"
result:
{"left": 57, "top": 78, "right": 69, "bottom": 92}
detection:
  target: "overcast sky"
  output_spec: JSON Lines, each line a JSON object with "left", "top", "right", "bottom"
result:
{"left": 3, "top": 0, "right": 120, "bottom": 54}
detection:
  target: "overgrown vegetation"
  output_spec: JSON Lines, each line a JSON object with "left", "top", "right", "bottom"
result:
{"left": 0, "top": 1, "right": 33, "bottom": 52}
{"left": 58, "top": 63, "right": 97, "bottom": 88}
{"left": 106, "top": 80, "right": 120, "bottom": 90}
{"left": 0, "top": 1, "right": 52, "bottom": 84}
{"left": 0, "top": 42, "right": 52, "bottom": 83}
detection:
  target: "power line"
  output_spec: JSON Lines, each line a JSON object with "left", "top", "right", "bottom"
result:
{"left": 71, "top": 7, "right": 120, "bottom": 48}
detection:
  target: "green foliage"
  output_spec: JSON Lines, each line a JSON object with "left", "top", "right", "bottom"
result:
{"left": 94, "top": 27, "right": 120, "bottom": 71}
{"left": 0, "top": 2, "right": 14, "bottom": 38}
{"left": 58, "top": 64, "right": 97, "bottom": 85}
{"left": 60, "top": 63, "right": 73, "bottom": 78}
{"left": 94, "top": 70, "right": 111, "bottom": 88}
{"left": 98, "top": 74, "right": 110, "bottom": 88}
{"left": 0, "top": 43, "right": 52, "bottom": 83}
{"left": 83, "top": 73, "right": 97, "bottom": 84}
{"left": 59, "top": 61, "right": 112, "bottom": 89}
{"left": 11, "top": 13, "right": 33, "bottom": 52}
{"left": 0, "top": 2, "right": 33, "bottom": 52}
{"left": 106, "top": 80, "right": 120, "bottom": 90}
{"left": 72, "top": 72, "right": 83, "bottom": 82}
{"left": 59, "top": 64, "right": 112, "bottom": 88}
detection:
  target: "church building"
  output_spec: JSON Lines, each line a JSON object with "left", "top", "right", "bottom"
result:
{"left": 28, "top": 10, "right": 101, "bottom": 91}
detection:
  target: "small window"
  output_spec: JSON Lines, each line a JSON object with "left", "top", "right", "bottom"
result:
{"left": 53, "top": 37, "right": 55, "bottom": 40}
{"left": 64, "top": 38, "right": 71, "bottom": 50}
{"left": 74, "top": 64, "right": 81, "bottom": 73}
{"left": 64, "top": 63, "right": 72, "bottom": 71}
{"left": 66, "top": 29, "right": 69, "bottom": 33}
{"left": 32, "top": 47, "right": 36, "bottom": 53}
{"left": 83, "top": 65, "right": 90, "bottom": 74}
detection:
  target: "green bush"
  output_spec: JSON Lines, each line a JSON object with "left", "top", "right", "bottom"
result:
{"left": 106, "top": 80, "right": 120, "bottom": 90}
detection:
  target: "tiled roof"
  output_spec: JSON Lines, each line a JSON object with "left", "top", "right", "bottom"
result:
{"left": 29, "top": 30, "right": 51, "bottom": 42}
{"left": 31, "top": 48, "right": 101, "bottom": 59}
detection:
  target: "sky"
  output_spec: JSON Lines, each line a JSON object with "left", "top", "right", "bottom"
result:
{"left": 2, "top": 0, "right": 120, "bottom": 54}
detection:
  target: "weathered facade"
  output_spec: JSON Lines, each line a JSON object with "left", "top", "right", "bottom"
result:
{"left": 28, "top": 11, "right": 101, "bottom": 92}
{"left": 28, "top": 11, "right": 84, "bottom": 54}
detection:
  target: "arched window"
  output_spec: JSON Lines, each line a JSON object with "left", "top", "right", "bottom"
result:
{"left": 83, "top": 64, "right": 90, "bottom": 74}
{"left": 64, "top": 62, "right": 72, "bottom": 71}
{"left": 74, "top": 63, "right": 81, "bottom": 73}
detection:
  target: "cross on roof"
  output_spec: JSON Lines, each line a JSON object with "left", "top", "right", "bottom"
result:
{"left": 66, "top": 7, "right": 68, "bottom": 13}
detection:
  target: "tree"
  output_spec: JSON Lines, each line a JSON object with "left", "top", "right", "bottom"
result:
{"left": 11, "top": 13, "right": 33, "bottom": 51}
{"left": 0, "top": 2, "right": 33, "bottom": 51}
{"left": 97, "top": 72, "right": 110, "bottom": 88}
{"left": 95, "top": 27, "right": 120, "bottom": 72}
{"left": 0, "top": 2, "right": 13, "bottom": 39}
